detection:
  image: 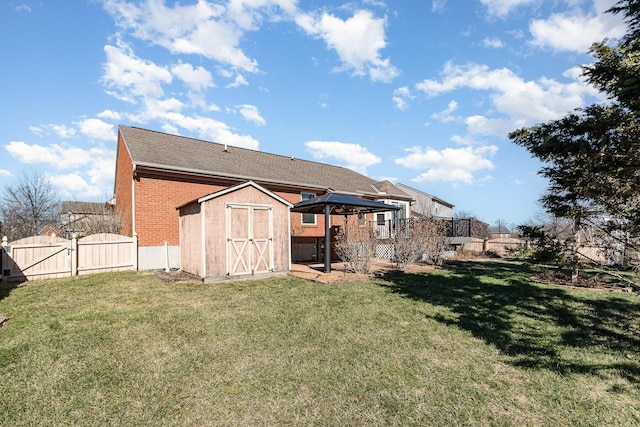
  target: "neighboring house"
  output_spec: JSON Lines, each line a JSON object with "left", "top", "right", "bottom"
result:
{"left": 37, "top": 201, "right": 115, "bottom": 239}
{"left": 489, "top": 225, "right": 512, "bottom": 239}
{"left": 113, "top": 125, "right": 412, "bottom": 271}
{"left": 39, "top": 224, "right": 62, "bottom": 238}
{"left": 396, "top": 183, "right": 454, "bottom": 218}
{"left": 59, "top": 201, "right": 115, "bottom": 239}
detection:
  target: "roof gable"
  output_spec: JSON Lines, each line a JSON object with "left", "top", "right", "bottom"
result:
{"left": 396, "top": 183, "right": 454, "bottom": 208}
{"left": 61, "top": 201, "right": 111, "bottom": 214}
{"left": 372, "top": 180, "right": 409, "bottom": 197}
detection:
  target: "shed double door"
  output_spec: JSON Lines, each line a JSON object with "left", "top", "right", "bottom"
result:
{"left": 226, "top": 203, "right": 274, "bottom": 276}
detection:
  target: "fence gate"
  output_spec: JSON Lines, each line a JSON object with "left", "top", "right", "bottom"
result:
{"left": 1, "top": 236, "right": 72, "bottom": 282}
{"left": 1, "top": 233, "right": 138, "bottom": 282}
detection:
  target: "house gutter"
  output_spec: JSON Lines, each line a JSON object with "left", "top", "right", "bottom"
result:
{"left": 134, "top": 162, "right": 329, "bottom": 193}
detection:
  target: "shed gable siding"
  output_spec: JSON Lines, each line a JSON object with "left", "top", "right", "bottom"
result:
{"left": 203, "top": 185, "right": 290, "bottom": 277}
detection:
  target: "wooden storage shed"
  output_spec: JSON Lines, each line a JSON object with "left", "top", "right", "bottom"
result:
{"left": 178, "top": 181, "right": 293, "bottom": 280}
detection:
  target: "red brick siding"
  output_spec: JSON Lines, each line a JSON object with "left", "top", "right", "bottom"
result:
{"left": 277, "top": 192, "right": 328, "bottom": 238}
{"left": 134, "top": 175, "right": 225, "bottom": 247}
{"left": 130, "top": 174, "right": 333, "bottom": 247}
{"left": 114, "top": 134, "right": 133, "bottom": 237}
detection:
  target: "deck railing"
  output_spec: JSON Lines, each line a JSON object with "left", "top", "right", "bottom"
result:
{"left": 371, "top": 217, "right": 472, "bottom": 239}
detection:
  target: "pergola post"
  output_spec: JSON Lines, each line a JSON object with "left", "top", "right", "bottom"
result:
{"left": 324, "top": 203, "right": 331, "bottom": 273}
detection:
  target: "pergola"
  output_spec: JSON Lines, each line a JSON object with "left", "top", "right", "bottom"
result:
{"left": 291, "top": 192, "right": 400, "bottom": 273}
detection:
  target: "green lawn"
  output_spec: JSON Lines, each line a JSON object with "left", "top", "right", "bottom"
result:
{"left": 0, "top": 260, "right": 638, "bottom": 426}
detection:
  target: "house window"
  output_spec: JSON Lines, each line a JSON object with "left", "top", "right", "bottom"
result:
{"left": 301, "top": 193, "right": 316, "bottom": 225}
{"left": 357, "top": 212, "right": 366, "bottom": 227}
{"left": 376, "top": 213, "right": 386, "bottom": 226}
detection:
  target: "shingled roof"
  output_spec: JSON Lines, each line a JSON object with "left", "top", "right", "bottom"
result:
{"left": 119, "top": 125, "right": 409, "bottom": 199}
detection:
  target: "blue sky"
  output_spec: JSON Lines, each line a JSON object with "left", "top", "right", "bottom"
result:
{"left": 0, "top": 0, "right": 627, "bottom": 227}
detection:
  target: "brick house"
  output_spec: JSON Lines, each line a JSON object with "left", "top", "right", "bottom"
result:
{"left": 113, "top": 125, "right": 413, "bottom": 270}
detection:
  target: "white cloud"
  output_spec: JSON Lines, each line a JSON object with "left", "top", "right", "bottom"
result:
{"left": 236, "top": 104, "right": 266, "bottom": 125}
{"left": 317, "top": 94, "right": 329, "bottom": 109}
{"left": 97, "top": 110, "right": 123, "bottom": 121}
{"left": 171, "top": 61, "right": 214, "bottom": 91}
{"left": 305, "top": 140, "right": 381, "bottom": 174}
{"left": 102, "top": 40, "right": 172, "bottom": 102}
{"left": 15, "top": 4, "right": 31, "bottom": 13}
{"left": 5, "top": 141, "right": 114, "bottom": 170}
{"left": 48, "top": 173, "right": 105, "bottom": 199}
{"left": 142, "top": 98, "right": 186, "bottom": 118}
{"left": 160, "top": 112, "right": 260, "bottom": 150}
{"left": 227, "top": 0, "right": 298, "bottom": 30}
{"left": 479, "top": 0, "right": 537, "bottom": 18}
{"left": 76, "top": 118, "right": 115, "bottom": 141}
{"left": 52, "top": 124, "right": 77, "bottom": 139}
{"left": 0, "top": 169, "right": 12, "bottom": 177}
{"left": 432, "top": 0, "right": 447, "bottom": 13}
{"left": 481, "top": 36, "right": 504, "bottom": 48}
{"left": 529, "top": 8, "right": 626, "bottom": 53}
{"left": 226, "top": 74, "right": 249, "bottom": 88}
{"left": 431, "top": 100, "right": 458, "bottom": 123}
{"left": 104, "top": 0, "right": 259, "bottom": 72}
{"left": 395, "top": 145, "right": 497, "bottom": 185}
{"left": 296, "top": 9, "right": 399, "bottom": 82}
{"left": 392, "top": 86, "right": 413, "bottom": 110}
{"left": 415, "top": 61, "right": 596, "bottom": 135}
{"left": 5, "top": 139, "right": 117, "bottom": 198}
{"left": 375, "top": 175, "right": 398, "bottom": 183}
{"left": 87, "top": 156, "right": 117, "bottom": 191}
{"left": 29, "top": 124, "right": 77, "bottom": 139}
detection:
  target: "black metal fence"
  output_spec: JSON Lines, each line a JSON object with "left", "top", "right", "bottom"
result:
{"left": 371, "top": 217, "right": 472, "bottom": 239}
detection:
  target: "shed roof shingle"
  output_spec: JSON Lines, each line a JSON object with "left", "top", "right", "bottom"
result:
{"left": 119, "top": 125, "right": 409, "bottom": 198}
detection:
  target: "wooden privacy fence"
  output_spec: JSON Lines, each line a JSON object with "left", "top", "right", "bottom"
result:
{"left": 461, "top": 238, "right": 528, "bottom": 257}
{"left": 1, "top": 233, "right": 138, "bottom": 282}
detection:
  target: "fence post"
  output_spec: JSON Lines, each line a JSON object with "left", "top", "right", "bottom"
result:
{"left": 71, "top": 235, "right": 78, "bottom": 276}
{"left": 132, "top": 234, "right": 138, "bottom": 271}
{"left": 1, "top": 236, "right": 7, "bottom": 283}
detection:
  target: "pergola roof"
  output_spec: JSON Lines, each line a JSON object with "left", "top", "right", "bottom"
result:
{"left": 291, "top": 192, "right": 400, "bottom": 215}
{"left": 291, "top": 192, "right": 400, "bottom": 274}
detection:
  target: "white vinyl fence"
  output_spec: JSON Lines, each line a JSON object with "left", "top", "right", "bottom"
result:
{"left": 1, "top": 233, "right": 137, "bottom": 282}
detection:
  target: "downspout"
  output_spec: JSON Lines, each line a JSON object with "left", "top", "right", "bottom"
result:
{"left": 201, "top": 202, "right": 206, "bottom": 278}
{"left": 131, "top": 163, "right": 137, "bottom": 237}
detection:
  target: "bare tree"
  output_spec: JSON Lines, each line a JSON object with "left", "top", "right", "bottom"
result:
{"left": 0, "top": 171, "right": 59, "bottom": 241}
